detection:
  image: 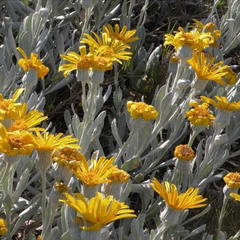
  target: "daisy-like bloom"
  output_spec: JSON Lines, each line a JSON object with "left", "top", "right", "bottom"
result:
{"left": 188, "top": 51, "right": 229, "bottom": 85}
{"left": 185, "top": 101, "right": 215, "bottom": 126}
{"left": 29, "top": 131, "right": 80, "bottom": 172}
{"left": 8, "top": 103, "right": 47, "bottom": 132}
{"left": 0, "top": 218, "right": 7, "bottom": 235}
{"left": 127, "top": 101, "right": 158, "bottom": 121}
{"left": 189, "top": 19, "right": 221, "bottom": 48}
{"left": 174, "top": 144, "right": 195, "bottom": 161}
{"left": 200, "top": 96, "right": 240, "bottom": 111}
{"left": 52, "top": 147, "right": 85, "bottom": 170}
{"left": 73, "top": 156, "right": 116, "bottom": 186}
{"left": 81, "top": 32, "right": 133, "bottom": 64}
{"left": 0, "top": 124, "right": 34, "bottom": 156}
{"left": 223, "top": 172, "right": 240, "bottom": 189}
{"left": 59, "top": 46, "right": 91, "bottom": 78}
{"left": 17, "top": 47, "right": 49, "bottom": 79}
{"left": 103, "top": 24, "right": 139, "bottom": 47}
{"left": 150, "top": 178, "right": 207, "bottom": 210}
{"left": 201, "top": 96, "right": 240, "bottom": 128}
{"left": 59, "top": 192, "right": 136, "bottom": 231}
{"left": 164, "top": 27, "right": 214, "bottom": 52}
{"left": 0, "top": 88, "right": 24, "bottom": 123}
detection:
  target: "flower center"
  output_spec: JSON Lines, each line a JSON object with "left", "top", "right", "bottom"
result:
{"left": 8, "top": 133, "right": 24, "bottom": 148}
{"left": 0, "top": 100, "right": 10, "bottom": 111}
{"left": 77, "top": 57, "right": 91, "bottom": 69}
{"left": 195, "top": 106, "right": 210, "bottom": 117}
{"left": 59, "top": 147, "right": 82, "bottom": 162}
{"left": 229, "top": 173, "right": 240, "bottom": 182}
{"left": 9, "top": 119, "right": 28, "bottom": 131}
{"left": 82, "top": 172, "right": 99, "bottom": 185}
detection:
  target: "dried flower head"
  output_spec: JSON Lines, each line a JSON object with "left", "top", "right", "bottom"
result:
{"left": 223, "top": 172, "right": 240, "bottom": 189}
{"left": 127, "top": 101, "right": 158, "bottom": 121}
{"left": 174, "top": 144, "right": 195, "bottom": 161}
{"left": 17, "top": 47, "right": 49, "bottom": 79}
{"left": 185, "top": 101, "right": 215, "bottom": 126}
{"left": 0, "top": 218, "right": 8, "bottom": 235}
{"left": 52, "top": 147, "right": 85, "bottom": 171}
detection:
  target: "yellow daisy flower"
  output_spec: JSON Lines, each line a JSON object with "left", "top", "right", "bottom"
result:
{"left": 17, "top": 47, "right": 49, "bottom": 79}
{"left": 103, "top": 24, "right": 139, "bottom": 46}
{"left": 8, "top": 103, "right": 47, "bottom": 132}
{"left": 59, "top": 46, "right": 91, "bottom": 77}
{"left": 223, "top": 172, "right": 240, "bottom": 189}
{"left": 174, "top": 144, "right": 195, "bottom": 161}
{"left": 0, "top": 124, "right": 34, "bottom": 156}
{"left": 0, "top": 88, "right": 24, "bottom": 121}
{"left": 59, "top": 192, "right": 136, "bottom": 231}
{"left": 150, "top": 178, "right": 207, "bottom": 210}
{"left": 73, "top": 156, "right": 116, "bottom": 186}
{"left": 164, "top": 27, "right": 214, "bottom": 51}
{"left": 30, "top": 131, "right": 80, "bottom": 152}
{"left": 185, "top": 101, "right": 215, "bottom": 126}
{"left": 188, "top": 52, "right": 228, "bottom": 85}
{"left": 0, "top": 218, "right": 8, "bottom": 235}
{"left": 127, "top": 101, "right": 158, "bottom": 121}
{"left": 200, "top": 96, "right": 240, "bottom": 111}
{"left": 52, "top": 147, "right": 85, "bottom": 170}
{"left": 189, "top": 19, "right": 221, "bottom": 48}
{"left": 81, "top": 32, "right": 133, "bottom": 64}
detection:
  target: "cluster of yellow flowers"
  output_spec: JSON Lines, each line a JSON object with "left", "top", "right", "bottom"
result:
{"left": 58, "top": 24, "right": 139, "bottom": 79}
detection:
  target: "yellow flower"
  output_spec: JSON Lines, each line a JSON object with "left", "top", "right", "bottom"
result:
{"left": 223, "top": 67, "right": 237, "bottom": 85}
{"left": 127, "top": 101, "right": 158, "bottom": 121}
{"left": 200, "top": 96, "right": 240, "bottom": 111}
{"left": 0, "top": 218, "right": 7, "bottom": 235}
{"left": 59, "top": 46, "right": 91, "bottom": 77}
{"left": 0, "top": 124, "right": 34, "bottom": 156}
{"left": 188, "top": 52, "right": 228, "bottom": 85}
{"left": 73, "top": 156, "right": 116, "bottom": 186}
{"left": 52, "top": 147, "right": 85, "bottom": 170}
{"left": 230, "top": 192, "right": 240, "bottom": 202}
{"left": 164, "top": 27, "right": 214, "bottom": 51}
{"left": 0, "top": 88, "right": 24, "bottom": 121}
{"left": 189, "top": 19, "right": 221, "bottom": 48}
{"left": 223, "top": 172, "right": 240, "bottom": 189}
{"left": 174, "top": 144, "right": 195, "bottom": 161}
{"left": 107, "top": 168, "right": 130, "bottom": 182}
{"left": 103, "top": 24, "right": 139, "bottom": 46}
{"left": 185, "top": 101, "right": 215, "bottom": 126}
{"left": 81, "top": 32, "right": 133, "bottom": 64}
{"left": 29, "top": 131, "right": 80, "bottom": 151}
{"left": 150, "top": 178, "right": 207, "bottom": 210}
{"left": 59, "top": 192, "right": 136, "bottom": 231}
{"left": 8, "top": 103, "right": 47, "bottom": 132}
{"left": 17, "top": 47, "right": 49, "bottom": 79}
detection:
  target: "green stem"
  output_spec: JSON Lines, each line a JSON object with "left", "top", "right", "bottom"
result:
{"left": 216, "top": 194, "right": 229, "bottom": 239}
{"left": 41, "top": 168, "right": 47, "bottom": 239}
